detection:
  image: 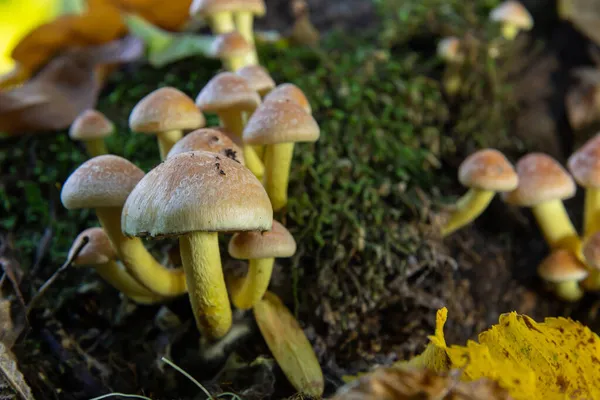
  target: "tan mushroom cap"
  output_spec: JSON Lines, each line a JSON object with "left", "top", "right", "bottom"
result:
{"left": 229, "top": 220, "right": 296, "bottom": 259}
{"left": 195, "top": 72, "right": 261, "bottom": 113}
{"left": 489, "top": 1, "right": 533, "bottom": 29}
{"left": 243, "top": 100, "right": 320, "bottom": 145}
{"left": 167, "top": 128, "right": 245, "bottom": 165}
{"left": 210, "top": 32, "right": 252, "bottom": 60}
{"left": 129, "top": 87, "right": 205, "bottom": 134}
{"left": 264, "top": 83, "right": 312, "bottom": 114}
{"left": 69, "top": 227, "right": 116, "bottom": 266}
{"left": 236, "top": 65, "right": 275, "bottom": 97}
{"left": 583, "top": 232, "right": 600, "bottom": 270}
{"left": 437, "top": 37, "right": 463, "bottom": 63}
{"left": 537, "top": 249, "right": 588, "bottom": 282}
{"left": 567, "top": 134, "right": 600, "bottom": 188}
{"left": 190, "top": 0, "right": 265, "bottom": 17}
{"left": 458, "top": 149, "right": 518, "bottom": 192}
{"left": 122, "top": 150, "right": 272, "bottom": 238}
{"left": 61, "top": 155, "right": 145, "bottom": 209}
{"left": 69, "top": 110, "right": 114, "bottom": 140}
{"left": 502, "top": 153, "right": 576, "bottom": 206}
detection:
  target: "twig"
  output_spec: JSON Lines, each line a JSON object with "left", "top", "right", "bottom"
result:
{"left": 26, "top": 235, "right": 89, "bottom": 315}
{"left": 161, "top": 357, "right": 214, "bottom": 400}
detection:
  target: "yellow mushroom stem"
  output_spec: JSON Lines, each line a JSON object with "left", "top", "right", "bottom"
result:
{"left": 442, "top": 64, "right": 462, "bottom": 97}
{"left": 208, "top": 11, "right": 236, "bottom": 34}
{"left": 234, "top": 11, "right": 258, "bottom": 65}
{"left": 95, "top": 261, "right": 165, "bottom": 304}
{"left": 230, "top": 257, "right": 274, "bottom": 310}
{"left": 553, "top": 280, "right": 584, "bottom": 302}
{"left": 157, "top": 130, "right": 183, "bottom": 160}
{"left": 253, "top": 145, "right": 264, "bottom": 160}
{"left": 179, "top": 231, "right": 232, "bottom": 340}
{"left": 530, "top": 200, "right": 581, "bottom": 254}
{"left": 84, "top": 139, "right": 108, "bottom": 157}
{"left": 217, "top": 109, "right": 264, "bottom": 179}
{"left": 501, "top": 23, "right": 519, "bottom": 40}
{"left": 584, "top": 188, "right": 600, "bottom": 239}
{"left": 440, "top": 189, "right": 495, "bottom": 237}
{"left": 95, "top": 207, "right": 187, "bottom": 296}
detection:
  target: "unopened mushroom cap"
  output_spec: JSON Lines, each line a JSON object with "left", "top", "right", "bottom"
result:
{"left": 210, "top": 32, "right": 252, "bottom": 60}
{"left": 229, "top": 220, "right": 296, "bottom": 259}
{"left": 167, "top": 128, "right": 245, "bottom": 165}
{"left": 264, "top": 83, "right": 312, "bottom": 114}
{"left": 69, "top": 110, "right": 114, "bottom": 140}
{"left": 584, "top": 232, "right": 600, "bottom": 270}
{"left": 537, "top": 249, "right": 588, "bottom": 282}
{"left": 567, "top": 134, "right": 600, "bottom": 188}
{"left": 437, "top": 37, "right": 463, "bottom": 63}
{"left": 61, "top": 155, "right": 145, "bottom": 209}
{"left": 190, "top": 0, "right": 265, "bottom": 17}
{"left": 237, "top": 65, "right": 275, "bottom": 97}
{"left": 122, "top": 150, "right": 272, "bottom": 237}
{"left": 69, "top": 227, "right": 116, "bottom": 266}
{"left": 243, "top": 100, "right": 320, "bottom": 145}
{"left": 129, "top": 87, "right": 205, "bottom": 134}
{"left": 503, "top": 153, "right": 576, "bottom": 206}
{"left": 195, "top": 72, "right": 261, "bottom": 113}
{"left": 458, "top": 149, "right": 518, "bottom": 192}
{"left": 489, "top": 1, "right": 533, "bottom": 29}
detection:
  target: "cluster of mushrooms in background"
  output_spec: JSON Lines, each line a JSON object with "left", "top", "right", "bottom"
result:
{"left": 60, "top": 0, "right": 324, "bottom": 396}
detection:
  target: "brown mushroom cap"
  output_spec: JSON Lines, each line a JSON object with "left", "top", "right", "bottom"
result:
{"left": 229, "top": 220, "right": 296, "bottom": 259}
{"left": 195, "top": 72, "right": 261, "bottom": 113}
{"left": 583, "top": 232, "right": 600, "bottom": 270}
{"left": 502, "top": 153, "right": 576, "bottom": 206}
{"left": 236, "top": 65, "right": 275, "bottom": 97}
{"left": 190, "top": 0, "right": 265, "bottom": 17}
{"left": 61, "top": 155, "right": 145, "bottom": 209}
{"left": 210, "top": 32, "right": 252, "bottom": 60}
{"left": 243, "top": 100, "right": 320, "bottom": 145}
{"left": 264, "top": 83, "right": 312, "bottom": 114}
{"left": 69, "top": 227, "right": 116, "bottom": 266}
{"left": 537, "top": 249, "right": 588, "bottom": 282}
{"left": 122, "top": 150, "right": 272, "bottom": 237}
{"left": 167, "top": 128, "right": 245, "bottom": 165}
{"left": 129, "top": 87, "right": 205, "bottom": 134}
{"left": 69, "top": 110, "right": 114, "bottom": 140}
{"left": 458, "top": 149, "right": 518, "bottom": 192}
{"left": 489, "top": 1, "right": 533, "bottom": 28}
{"left": 567, "top": 134, "right": 600, "bottom": 188}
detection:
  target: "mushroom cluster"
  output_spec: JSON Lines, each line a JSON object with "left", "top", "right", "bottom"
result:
{"left": 60, "top": 0, "right": 323, "bottom": 396}
{"left": 443, "top": 134, "right": 600, "bottom": 303}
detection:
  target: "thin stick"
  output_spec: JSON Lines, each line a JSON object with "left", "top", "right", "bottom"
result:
{"left": 160, "top": 357, "right": 213, "bottom": 400}
{"left": 88, "top": 393, "right": 153, "bottom": 400}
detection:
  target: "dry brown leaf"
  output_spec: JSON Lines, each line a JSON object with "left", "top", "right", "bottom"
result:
{"left": 0, "top": 299, "right": 24, "bottom": 350}
{"left": 0, "top": 342, "right": 34, "bottom": 400}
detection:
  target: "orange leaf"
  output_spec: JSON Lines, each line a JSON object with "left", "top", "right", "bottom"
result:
{"left": 117, "top": 0, "right": 192, "bottom": 31}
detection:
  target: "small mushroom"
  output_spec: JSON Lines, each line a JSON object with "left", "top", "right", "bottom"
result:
{"left": 230, "top": 0, "right": 265, "bottom": 65}
{"left": 189, "top": 0, "right": 236, "bottom": 34}
{"left": 122, "top": 150, "right": 272, "bottom": 340}
{"left": 489, "top": 1, "right": 533, "bottom": 40}
{"left": 583, "top": 232, "right": 600, "bottom": 290}
{"left": 441, "top": 149, "right": 518, "bottom": 237}
{"left": 244, "top": 100, "right": 320, "bottom": 211}
{"left": 129, "top": 87, "right": 205, "bottom": 159}
{"left": 437, "top": 37, "right": 464, "bottom": 96}
{"left": 236, "top": 65, "right": 275, "bottom": 98}
{"left": 69, "top": 109, "right": 114, "bottom": 157}
{"left": 210, "top": 31, "right": 252, "bottom": 71}
{"left": 166, "top": 127, "right": 245, "bottom": 165}
{"left": 61, "top": 155, "right": 187, "bottom": 297}
{"left": 538, "top": 249, "right": 588, "bottom": 301}
{"left": 228, "top": 220, "right": 296, "bottom": 309}
{"left": 264, "top": 83, "right": 312, "bottom": 114}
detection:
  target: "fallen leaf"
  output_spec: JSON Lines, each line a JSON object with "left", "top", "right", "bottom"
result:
{"left": 117, "top": 0, "right": 193, "bottom": 31}
{"left": 0, "top": 342, "right": 34, "bottom": 400}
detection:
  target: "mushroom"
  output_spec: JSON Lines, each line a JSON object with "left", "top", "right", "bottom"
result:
{"left": 436, "top": 37, "right": 464, "bottom": 96}
{"left": 538, "top": 249, "right": 588, "bottom": 301}
{"left": 195, "top": 72, "right": 264, "bottom": 178}
{"left": 166, "top": 127, "right": 245, "bottom": 165}
{"left": 441, "top": 149, "right": 518, "bottom": 237}
{"left": 583, "top": 232, "right": 600, "bottom": 290}
{"left": 69, "top": 109, "right": 114, "bottom": 157}
{"left": 61, "top": 155, "right": 187, "bottom": 297}
{"left": 210, "top": 31, "right": 252, "bottom": 72}
{"left": 228, "top": 220, "right": 296, "bottom": 309}
{"left": 503, "top": 153, "right": 579, "bottom": 253}
{"left": 567, "top": 134, "right": 600, "bottom": 239}
{"left": 121, "top": 150, "right": 272, "bottom": 340}
{"left": 230, "top": 0, "right": 265, "bottom": 65}
{"left": 69, "top": 227, "right": 164, "bottom": 304}
{"left": 244, "top": 100, "right": 320, "bottom": 211}
{"left": 253, "top": 291, "right": 324, "bottom": 397}
{"left": 189, "top": 0, "right": 236, "bottom": 34}
{"left": 129, "top": 87, "right": 205, "bottom": 160}
{"left": 236, "top": 65, "right": 275, "bottom": 98}
{"left": 489, "top": 1, "right": 533, "bottom": 40}
{"left": 264, "top": 83, "right": 312, "bottom": 114}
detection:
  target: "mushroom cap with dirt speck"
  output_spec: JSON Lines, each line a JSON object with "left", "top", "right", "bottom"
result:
{"left": 243, "top": 100, "right": 320, "bottom": 145}
{"left": 69, "top": 227, "right": 116, "bottom": 266}
{"left": 190, "top": 0, "right": 265, "bottom": 17}
{"left": 122, "top": 150, "right": 272, "bottom": 238}
{"left": 229, "top": 220, "right": 296, "bottom": 259}
{"left": 489, "top": 1, "right": 533, "bottom": 29}
{"left": 583, "top": 232, "right": 600, "bottom": 270}
{"left": 69, "top": 110, "right": 114, "bottom": 140}
{"left": 264, "top": 83, "right": 312, "bottom": 114}
{"left": 167, "top": 128, "right": 245, "bottom": 165}
{"left": 236, "top": 65, "right": 275, "bottom": 96}
{"left": 458, "top": 149, "right": 518, "bottom": 192}
{"left": 210, "top": 32, "right": 252, "bottom": 60}
{"left": 195, "top": 72, "right": 261, "bottom": 113}
{"left": 61, "top": 155, "right": 145, "bottom": 209}
{"left": 129, "top": 87, "right": 205, "bottom": 134}
{"left": 537, "top": 249, "right": 588, "bottom": 282}
{"left": 567, "top": 134, "right": 600, "bottom": 188}
{"left": 502, "top": 153, "right": 576, "bottom": 206}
